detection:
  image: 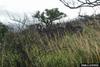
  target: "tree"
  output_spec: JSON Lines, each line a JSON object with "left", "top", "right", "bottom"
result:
{"left": 60, "top": 0, "right": 100, "bottom": 9}
{"left": 33, "top": 8, "right": 66, "bottom": 28}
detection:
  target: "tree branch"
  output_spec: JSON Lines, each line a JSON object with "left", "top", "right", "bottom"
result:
{"left": 60, "top": 0, "right": 100, "bottom": 9}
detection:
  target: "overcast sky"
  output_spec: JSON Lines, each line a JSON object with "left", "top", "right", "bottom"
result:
{"left": 0, "top": 0, "right": 100, "bottom": 24}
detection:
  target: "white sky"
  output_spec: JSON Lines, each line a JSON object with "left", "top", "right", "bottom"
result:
{"left": 0, "top": 0, "right": 100, "bottom": 24}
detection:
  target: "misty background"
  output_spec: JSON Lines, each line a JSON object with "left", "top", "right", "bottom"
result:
{"left": 0, "top": 0, "right": 100, "bottom": 31}
{"left": 0, "top": 0, "right": 100, "bottom": 24}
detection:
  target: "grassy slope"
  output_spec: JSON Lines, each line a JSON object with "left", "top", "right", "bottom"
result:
{"left": 0, "top": 20, "right": 100, "bottom": 67}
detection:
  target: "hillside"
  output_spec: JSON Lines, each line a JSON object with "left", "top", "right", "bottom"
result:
{"left": 0, "top": 14, "right": 100, "bottom": 67}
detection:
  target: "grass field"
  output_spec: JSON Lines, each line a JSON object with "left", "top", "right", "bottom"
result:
{"left": 0, "top": 21, "right": 100, "bottom": 67}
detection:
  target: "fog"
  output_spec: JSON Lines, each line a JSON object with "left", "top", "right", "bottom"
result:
{"left": 0, "top": 0, "right": 100, "bottom": 24}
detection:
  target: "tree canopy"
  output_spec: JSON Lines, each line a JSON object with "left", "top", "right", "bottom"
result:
{"left": 33, "top": 8, "right": 66, "bottom": 28}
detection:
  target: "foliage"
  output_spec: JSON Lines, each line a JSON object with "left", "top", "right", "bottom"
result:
{"left": 0, "top": 14, "right": 100, "bottom": 67}
{"left": 33, "top": 8, "right": 66, "bottom": 27}
{"left": 0, "top": 22, "right": 8, "bottom": 42}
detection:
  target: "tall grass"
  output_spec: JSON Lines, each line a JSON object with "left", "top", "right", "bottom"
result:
{"left": 0, "top": 24, "right": 100, "bottom": 67}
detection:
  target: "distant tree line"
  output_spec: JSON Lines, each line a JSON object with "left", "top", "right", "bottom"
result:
{"left": 2, "top": 8, "right": 100, "bottom": 38}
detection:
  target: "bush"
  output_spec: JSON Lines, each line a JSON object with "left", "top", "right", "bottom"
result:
{"left": 0, "top": 22, "right": 8, "bottom": 41}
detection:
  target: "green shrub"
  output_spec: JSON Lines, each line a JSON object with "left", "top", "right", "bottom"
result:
{"left": 0, "top": 23, "right": 8, "bottom": 42}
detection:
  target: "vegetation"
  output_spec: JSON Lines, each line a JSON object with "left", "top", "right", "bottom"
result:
{"left": 0, "top": 9, "right": 100, "bottom": 67}
{"left": 33, "top": 8, "right": 66, "bottom": 28}
{"left": 0, "top": 22, "right": 8, "bottom": 42}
